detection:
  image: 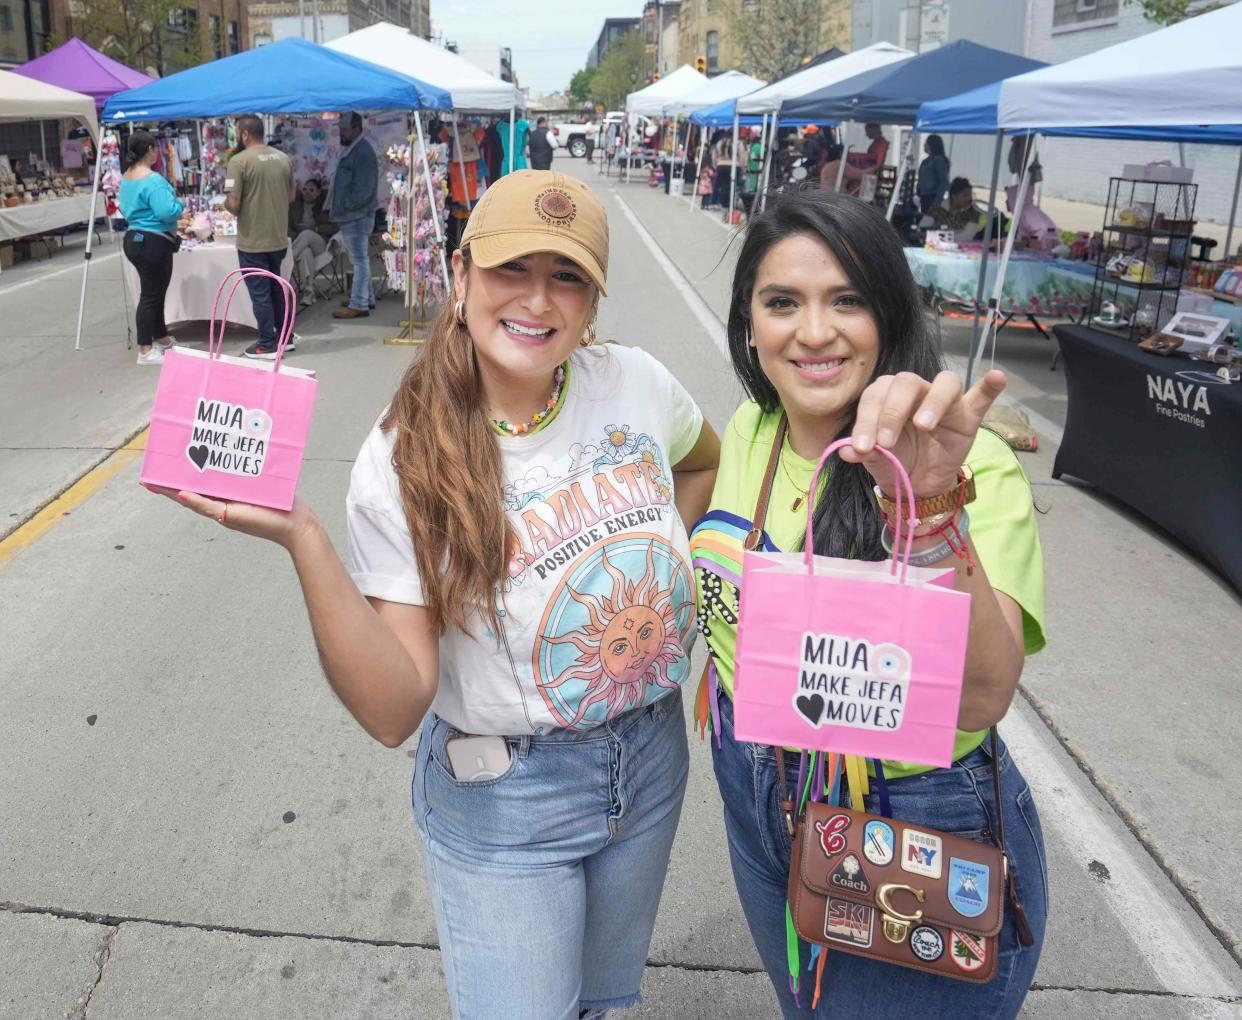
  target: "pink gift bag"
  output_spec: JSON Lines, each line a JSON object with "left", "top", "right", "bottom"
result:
{"left": 139, "top": 268, "right": 317, "bottom": 511}
{"left": 733, "top": 439, "right": 972, "bottom": 767}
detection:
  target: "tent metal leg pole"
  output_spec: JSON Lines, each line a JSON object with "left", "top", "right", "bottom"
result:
{"left": 835, "top": 141, "right": 850, "bottom": 191}
{"left": 885, "top": 128, "right": 911, "bottom": 222}
{"left": 413, "top": 114, "right": 450, "bottom": 292}
{"left": 450, "top": 115, "right": 474, "bottom": 211}
{"left": 508, "top": 107, "right": 516, "bottom": 174}
{"left": 1225, "top": 147, "right": 1242, "bottom": 262}
{"left": 726, "top": 112, "right": 739, "bottom": 224}
{"left": 759, "top": 112, "right": 777, "bottom": 210}
{"left": 74, "top": 142, "right": 106, "bottom": 352}
{"left": 678, "top": 122, "right": 691, "bottom": 190}
{"left": 966, "top": 129, "right": 1005, "bottom": 389}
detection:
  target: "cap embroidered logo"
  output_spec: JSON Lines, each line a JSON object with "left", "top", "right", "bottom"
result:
{"left": 536, "top": 188, "right": 577, "bottom": 226}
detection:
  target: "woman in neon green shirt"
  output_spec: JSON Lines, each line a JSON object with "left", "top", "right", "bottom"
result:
{"left": 690, "top": 189, "right": 1048, "bottom": 1017}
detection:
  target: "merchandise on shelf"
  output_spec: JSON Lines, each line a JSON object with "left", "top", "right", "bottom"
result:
{"left": 381, "top": 139, "right": 449, "bottom": 309}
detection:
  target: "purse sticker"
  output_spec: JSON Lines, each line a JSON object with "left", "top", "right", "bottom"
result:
{"left": 901, "top": 829, "right": 943, "bottom": 879}
{"left": 187, "top": 398, "right": 273, "bottom": 477}
{"left": 909, "top": 925, "right": 944, "bottom": 962}
{"left": 828, "top": 853, "right": 871, "bottom": 895}
{"left": 795, "top": 633, "right": 911, "bottom": 731}
{"left": 950, "top": 929, "right": 988, "bottom": 972}
{"left": 815, "top": 813, "right": 850, "bottom": 858}
{"left": 863, "top": 820, "right": 895, "bottom": 866}
{"left": 824, "top": 897, "right": 874, "bottom": 949}
{"left": 948, "top": 858, "right": 990, "bottom": 918}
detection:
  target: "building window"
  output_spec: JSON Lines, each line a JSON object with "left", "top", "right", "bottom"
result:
{"left": 706, "top": 30, "right": 719, "bottom": 73}
{"left": 1052, "top": 0, "right": 1118, "bottom": 26}
{"left": 210, "top": 14, "right": 223, "bottom": 57}
{"left": 227, "top": 19, "right": 238, "bottom": 53}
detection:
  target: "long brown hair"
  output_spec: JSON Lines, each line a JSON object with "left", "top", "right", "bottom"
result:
{"left": 382, "top": 251, "right": 513, "bottom": 635}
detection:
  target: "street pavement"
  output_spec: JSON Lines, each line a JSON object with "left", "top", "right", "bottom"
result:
{"left": 2, "top": 154, "right": 1240, "bottom": 1019}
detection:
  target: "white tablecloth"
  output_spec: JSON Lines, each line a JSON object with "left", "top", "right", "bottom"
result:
{"left": 122, "top": 236, "right": 294, "bottom": 330}
{"left": 0, "top": 194, "right": 96, "bottom": 242}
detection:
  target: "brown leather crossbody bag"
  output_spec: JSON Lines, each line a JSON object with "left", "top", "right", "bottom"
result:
{"left": 744, "top": 418, "right": 1033, "bottom": 985}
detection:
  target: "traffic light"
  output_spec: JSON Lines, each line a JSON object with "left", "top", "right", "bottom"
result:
{"left": 694, "top": 55, "right": 707, "bottom": 74}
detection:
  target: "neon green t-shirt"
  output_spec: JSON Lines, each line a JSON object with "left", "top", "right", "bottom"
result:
{"left": 690, "top": 401, "right": 1046, "bottom": 779}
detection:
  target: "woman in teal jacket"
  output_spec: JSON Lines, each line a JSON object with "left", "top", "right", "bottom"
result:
{"left": 118, "top": 130, "right": 185, "bottom": 365}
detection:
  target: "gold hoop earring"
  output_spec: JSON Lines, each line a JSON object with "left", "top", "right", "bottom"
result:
{"left": 581, "top": 319, "right": 598, "bottom": 347}
{"left": 453, "top": 299, "right": 467, "bottom": 326}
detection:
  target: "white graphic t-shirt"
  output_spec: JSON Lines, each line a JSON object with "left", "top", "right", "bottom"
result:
{"left": 346, "top": 344, "right": 704, "bottom": 735}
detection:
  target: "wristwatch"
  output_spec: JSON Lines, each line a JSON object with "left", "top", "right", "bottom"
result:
{"left": 874, "top": 465, "right": 976, "bottom": 519}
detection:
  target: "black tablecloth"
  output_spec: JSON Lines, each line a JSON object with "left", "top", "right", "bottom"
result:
{"left": 1053, "top": 325, "right": 1242, "bottom": 592}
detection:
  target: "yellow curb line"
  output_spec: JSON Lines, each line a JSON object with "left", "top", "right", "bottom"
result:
{"left": 0, "top": 428, "right": 149, "bottom": 570}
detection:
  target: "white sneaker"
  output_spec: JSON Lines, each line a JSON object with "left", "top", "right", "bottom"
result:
{"left": 156, "top": 336, "right": 177, "bottom": 349}
{"left": 136, "top": 348, "right": 165, "bottom": 365}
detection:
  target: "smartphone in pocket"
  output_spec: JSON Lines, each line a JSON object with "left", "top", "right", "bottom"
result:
{"left": 445, "top": 734, "right": 511, "bottom": 781}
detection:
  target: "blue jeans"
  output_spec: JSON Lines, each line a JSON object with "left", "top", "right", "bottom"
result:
{"left": 712, "top": 692, "right": 1048, "bottom": 1018}
{"left": 237, "top": 248, "right": 287, "bottom": 348}
{"left": 413, "top": 689, "right": 689, "bottom": 1019}
{"left": 337, "top": 216, "right": 373, "bottom": 310}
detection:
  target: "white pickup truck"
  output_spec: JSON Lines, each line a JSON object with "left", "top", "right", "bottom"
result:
{"left": 552, "top": 113, "right": 656, "bottom": 158}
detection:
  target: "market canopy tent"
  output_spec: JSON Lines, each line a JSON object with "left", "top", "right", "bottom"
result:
{"left": 782, "top": 40, "right": 1044, "bottom": 124}
{"left": 327, "top": 22, "right": 522, "bottom": 112}
{"left": 690, "top": 97, "right": 835, "bottom": 128}
{"left": 736, "top": 42, "right": 912, "bottom": 115}
{"left": 102, "top": 37, "right": 451, "bottom": 122}
{"left": 999, "top": 2, "right": 1242, "bottom": 131}
{"left": 918, "top": 78, "right": 1242, "bottom": 144}
{"left": 14, "top": 38, "right": 152, "bottom": 112}
{"left": 664, "top": 70, "right": 766, "bottom": 116}
{"left": 626, "top": 64, "right": 707, "bottom": 115}
{"left": 0, "top": 68, "right": 98, "bottom": 138}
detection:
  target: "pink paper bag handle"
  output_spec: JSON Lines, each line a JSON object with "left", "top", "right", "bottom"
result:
{"left": 207, "top": 267, "right": 297, "bottom": 373}
{"left": 803, "top": 439, "right": 918, "bottom": 584}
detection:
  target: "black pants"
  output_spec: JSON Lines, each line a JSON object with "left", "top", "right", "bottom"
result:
{"left": 531, "top": 158, "right": 552, "bottom": 171}
{"left": 123, "top": 230, "right": 176, "bottom": 347}
{"left": 585, "top": 138, "right": 595, "bottom": 163}
{"left": 712, "top": 166, "right": 734, "bottom": 209}
{"left": 237, "top": 248, "right": 288, "bottom": 348}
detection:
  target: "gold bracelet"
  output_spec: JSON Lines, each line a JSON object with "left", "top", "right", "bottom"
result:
{"left": 875, "top": 465, "right": 976, "bottom": 519}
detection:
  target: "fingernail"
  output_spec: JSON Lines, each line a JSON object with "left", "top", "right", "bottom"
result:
{"left": 854, "top": 433, "right": 871, "bottom": 450}
{"left": 915, "top": 411, "right": 934, "bottom": 428}
{"left": 177, "top": 493, "right": 187, "bottom": 502}
{"left": 877, "top": 429, "right": 895, "bottom": 447}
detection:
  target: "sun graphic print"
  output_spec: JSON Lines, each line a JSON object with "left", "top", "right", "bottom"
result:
{"left": 533, "top": 534, "right": 695, "bottom": 729}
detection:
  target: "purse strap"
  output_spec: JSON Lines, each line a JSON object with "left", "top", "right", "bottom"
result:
{"left": 750, "top": 417, "right": 1035, "bottom": 946}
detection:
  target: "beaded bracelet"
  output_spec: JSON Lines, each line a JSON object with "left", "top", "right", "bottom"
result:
{"left": 879, "top": 508, "right": 972, "bottom": 568}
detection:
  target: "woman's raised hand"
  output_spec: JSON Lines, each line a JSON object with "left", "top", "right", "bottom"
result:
{"left": 147, "top": 485, "right": 316, "bottom": 550}
{"left": 839, "top": 369, "right": 1007, "bottom": 498}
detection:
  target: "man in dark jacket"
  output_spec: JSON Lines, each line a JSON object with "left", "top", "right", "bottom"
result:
{"left": 530, "top": 117, "right": 554, "bottom": 171}
{"left": 331, "top": 112, "right": 379, "bottom": 319}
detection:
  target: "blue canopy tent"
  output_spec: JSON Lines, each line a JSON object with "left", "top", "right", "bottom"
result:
{"left": 781, "top": 40, "right": 1043, "bottom": 124}
{"left": 101, "top": 37, "right": 451, "bottom": 121}
{"left": 916, "top": 78, "right": 1242, "bottom": 385}
{"left": 690, "top": 97, "right": 835, "bottom": 129}
{"left": 78, "top": 38, "right": 453, "bottom": 350}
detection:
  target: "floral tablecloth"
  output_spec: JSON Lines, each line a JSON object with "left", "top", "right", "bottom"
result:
{"left": 904, "top": 248, "right": 1097, "bottom": 318}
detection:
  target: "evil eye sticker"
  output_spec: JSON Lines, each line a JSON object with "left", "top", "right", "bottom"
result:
{"left": 909, "top": 925, "right": 944, "bottom": 962}
{"left": 241, "top": 409, "right": 273, "bottom": 439}
{"left": 873, "top": 643, "right": 912, "bottom": 678}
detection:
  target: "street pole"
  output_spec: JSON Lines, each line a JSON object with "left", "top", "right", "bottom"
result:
{"left": 1225, "top": 147, "right": 1242, "bottom": 262}
{"left": 966, "top": 129, "right": 1005, "bottom": 389}
{"left": 311, "top": 0, "right": 319, "bottom": 43}
{"left": 725, "top": 110, "right": 739, "bottom": 224}
{"left": 299, "top": 0, "right": 305, "bottom": 39}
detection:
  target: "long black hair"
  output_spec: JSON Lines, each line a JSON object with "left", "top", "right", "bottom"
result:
{"left": 924, "top": 133, "right": 946, "bottom": 159}
{"left": 726, "top": 189, "right": 943, "bottom": 560}
{"left": 125, "top": 130, "right": 157, "bottom": 169}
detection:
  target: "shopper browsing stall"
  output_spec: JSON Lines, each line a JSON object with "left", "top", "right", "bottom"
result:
{"left": 331, "top": 111, "right": 379, "bottom": 320}
{"left": 118, "top": 129, "right": 186, "bottom": 366}
{"left": 223, "top": 115, "right": 296, "bottom": 359}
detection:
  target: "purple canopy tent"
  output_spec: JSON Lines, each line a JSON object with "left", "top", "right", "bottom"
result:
{"left": 14, "top": 38, "right": 152, "bottom": 111}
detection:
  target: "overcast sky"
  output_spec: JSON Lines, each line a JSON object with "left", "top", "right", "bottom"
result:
{"left": 432, "top": 0, "right": 646, "bottom": 95}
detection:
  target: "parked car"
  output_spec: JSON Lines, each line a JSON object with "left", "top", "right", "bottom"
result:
{"left": 552, "top": 114, "right": 656, "bottom": 157}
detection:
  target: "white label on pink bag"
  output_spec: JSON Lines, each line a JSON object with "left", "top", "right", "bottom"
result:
{"left": 186, "top": 398, "right": 273, "bottom": 477}
{"left": 795, "top": 633, "right": 912, "bottom": 732}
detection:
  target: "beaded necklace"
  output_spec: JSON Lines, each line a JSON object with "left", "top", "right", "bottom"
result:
{"left": 491, "top": 363, "right": 567, "bottom": 436}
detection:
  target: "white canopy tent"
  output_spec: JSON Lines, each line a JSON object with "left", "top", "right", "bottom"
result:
{"left": 327, "top": 23, "right": 522, "bottom": 113}
{"left": 998, "top": 3, "right": 1242, "bottom": 131}
{"left": 625, "top": 64, "right": 707, "bottom": 115}
{"left": 736, "top": 42, "right": 912, "bottom": 115}
{"left": 663, "top": 70, "right": 766, "bottom": 116}
{"left": 0, "top": 67, "right": 98, "bottom": 137}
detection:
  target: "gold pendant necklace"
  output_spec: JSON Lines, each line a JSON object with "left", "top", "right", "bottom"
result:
{"left": 779, "top": 448, "right": 811, "bottom": 513}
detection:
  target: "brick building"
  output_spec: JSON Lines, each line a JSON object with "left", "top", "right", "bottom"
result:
{"left": 678, "top": 0, "right": 851, "bottom": 76}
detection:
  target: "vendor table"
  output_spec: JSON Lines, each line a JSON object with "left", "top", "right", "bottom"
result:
{"left": 122, "top": 236, "right": 295, "bottom": 331}
{"left": 1052, "top": 324, "right": 1242, "bottom": 593}
{"left": 0, "top": 193, "right": 96, "bottom": 243}
{"left": 904, "top": 248, "right": 1098, "bottom": 324}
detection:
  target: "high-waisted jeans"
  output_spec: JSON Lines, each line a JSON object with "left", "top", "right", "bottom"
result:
{"left": 712, "top": 690, "right": 1048, "bottom": 1018}
{"left": 413, "top": 689, "right": 689, "bottom": 1019}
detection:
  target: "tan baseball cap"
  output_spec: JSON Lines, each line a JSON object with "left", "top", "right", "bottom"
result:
{"left": 460, "top": 170, "right": 609, "bottom": 295}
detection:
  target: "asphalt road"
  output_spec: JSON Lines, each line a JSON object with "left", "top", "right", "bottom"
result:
{"left": 1, "top": 153, "right": 1240, "bottom": 1019}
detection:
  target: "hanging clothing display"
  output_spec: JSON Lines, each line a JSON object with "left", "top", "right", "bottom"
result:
{"left": 499, "top": 118, "right": 530, "bottom": 175}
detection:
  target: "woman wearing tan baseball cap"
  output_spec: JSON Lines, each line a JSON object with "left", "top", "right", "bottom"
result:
{"left": 160, "top": 168, "right": 719, "bottom": 1017}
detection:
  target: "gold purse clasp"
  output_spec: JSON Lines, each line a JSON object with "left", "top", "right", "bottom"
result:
{"left": 875, "top": 882, "right": 926, "bottom": 945}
